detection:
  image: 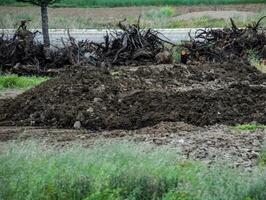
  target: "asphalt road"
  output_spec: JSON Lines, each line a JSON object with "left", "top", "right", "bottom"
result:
{"left": 1, "top": 28, "right": 200, "bottom": 45}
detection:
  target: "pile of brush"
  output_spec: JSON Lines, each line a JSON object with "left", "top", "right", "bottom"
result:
{"left": 83, "top": 19, "right": 174, "bottom": 66}
{"left": 0, "top": 19, "right": 174, "bottom": 75}
{"left": 0, "top": 21, "right": 76, "bottom": 75}
{"left": 182, "top": 16, "right": 266, "bottom": 63}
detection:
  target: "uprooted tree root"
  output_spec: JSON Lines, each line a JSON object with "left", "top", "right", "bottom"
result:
{"left": 182, "top": 16, "right": 266, "bottom": 63}
{"left": 1, "top": 17, "right": 265, "bottom": 76}
{"left": 83, "top": 19, "right": 175, "bottom": 66}
{"left": 0, "top": 21, "right": 75, "bottom": 76}
{"left": 0, "top": 19, "right": 174, "bottom": 75}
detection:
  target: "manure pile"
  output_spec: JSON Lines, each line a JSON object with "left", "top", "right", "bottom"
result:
{"left": 0, "top": 62, "right": 266, "bottom": 130}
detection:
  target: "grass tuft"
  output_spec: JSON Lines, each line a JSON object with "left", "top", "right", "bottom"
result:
{"left": 0, "top": 75, "right": 49, "bottom": 90}
{"left": 258, "top": 141, "right": 266, "bottom": 167}
{"left": 0, "top": 140, "right": 266, "bottom": 200}
{"left": 145, "top": 6, "right": 175, "bottom": 19}
{"left": 248, "top": 50, "right": 266, "bottom": 73}
{"left": 233, "top": 124, "right": 266, "bottom": 131}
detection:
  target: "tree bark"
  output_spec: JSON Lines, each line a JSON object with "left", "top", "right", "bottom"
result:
{"left": 41, "top": 5, "right": 50, "bottom": 47}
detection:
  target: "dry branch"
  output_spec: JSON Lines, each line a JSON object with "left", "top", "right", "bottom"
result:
{"left": 182, "top": 16, "right": 266, "bottom": 63}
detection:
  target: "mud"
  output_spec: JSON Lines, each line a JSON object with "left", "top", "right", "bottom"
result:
{"left": 0, "top": 62, "right": 266, "bottom": 130}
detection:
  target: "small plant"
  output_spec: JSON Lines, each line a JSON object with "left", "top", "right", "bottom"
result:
{"left": 163, "top": 191, "right": 193, "bottom": 200}
{"left": 159, "top": 6, "right": 175, "bottom": 17}
{"left": 0, "top": 75, "right": 48, "bottom": 90}
{"left": 258, "top": 141, "right": 266, "bottom": 167}
{"left": 248, "top": 50, "right": 266, "bottom": 73}
{"left": 145, "top": 6, "right": 175, "bottom": 19}
{"left": 233, "top": 124, "right": 266, "bottom": 131}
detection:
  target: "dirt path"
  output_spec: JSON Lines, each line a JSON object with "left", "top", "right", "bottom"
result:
{"left": 0, "top": 122, "right": 265, "bottom": 168}
{"left": 0, "top": 89, "right": 25, "bottom": 100}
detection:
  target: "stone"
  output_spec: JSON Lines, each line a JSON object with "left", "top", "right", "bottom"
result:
{"left": 74, "top": 121, "right": 81, "bottom": 129}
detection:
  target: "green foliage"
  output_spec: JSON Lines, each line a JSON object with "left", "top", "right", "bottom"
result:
{"left": 16, "top": 0, "right": 60, "bottom": 6}
{"left": 163, "top": 191, "right": 193, "bottom": 200}
{"left": 1, "top": 140, "right": 266, "bottom": 200}
{"left": 233, "top": 124, "right": 266, "bottom": 131}
{"left": 85, "top": 188, "right": 121, "bottom": 200}
{"left": 258, "top": 142, "right": 266, "bottom": 167}
{"left": 0, "top": 0, "right": 264, "bottom": 7}
{"left": 145, "top": 6, "right": 175, "bottom": 19}
{"left": 259, "top": 152, "right": 266, "bottom": 166}
{"left": 160, "top": 6, "right": 175, "bottom": 17}
{"left": 248, "top": 50, "right": 266, "bottom": 73}
{"left": 0, "top": 75, "right": 48, "bottom": 90}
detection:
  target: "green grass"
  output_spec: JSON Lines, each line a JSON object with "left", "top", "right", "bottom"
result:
{"left": 0, "top": 0, "right": 264, "bottom": 7}
{"left": 145, "top": 6, "right": 176, "bottom": 18}
{"left": 248, "top": 50, "right": 266, "bottom": 73}
{"left": 233, "top": 124, "right": 266, "bottom": 131}
{"left": 259, "top": 142, "right": 266, "bottom": 167}
{"left": 1, "top": 140, "right": 266, "bottom": 200}
{"left": 0, "top": 75, "right": 48, "bottom": 90}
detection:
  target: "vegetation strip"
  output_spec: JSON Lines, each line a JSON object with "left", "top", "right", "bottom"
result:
{"left": 0, "top": 140, "right": 266, "bottom": 200}
{"left": 0, "top": 75, "right": 48, "bottom": 90}
{"left": 233, "top": 124, "right": 266, "bottom": 131}
{"left": 0, "top": 6, "right": 265, "bottom": 29}
{"left": 0, "top": 0, "right": 264, "bottom": 7}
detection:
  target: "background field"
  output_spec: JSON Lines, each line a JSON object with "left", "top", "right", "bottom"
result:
{"left": 0, "top": 0, "right": 264, "bottom": 7}
{"left": 0, "top": 5, "right": 265, "bottom": 29}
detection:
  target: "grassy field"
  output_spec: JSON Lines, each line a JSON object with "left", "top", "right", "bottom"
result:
{"left": 0, "top": 0, "right": 264, "bottom": 7}
{"left": 0, "top": 75, "right": 48, "bottom": 90}
{"left": 0, "top": 140, "right": 266, "bottom": 200}
{"left": 0, "top": 6, "right": 265, "bottom": 29}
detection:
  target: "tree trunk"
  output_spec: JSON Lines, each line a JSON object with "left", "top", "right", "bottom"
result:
{"left": 41, "top": 5, "right": 50, "bottom": 47}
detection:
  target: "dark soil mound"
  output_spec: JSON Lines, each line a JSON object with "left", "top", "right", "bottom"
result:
{"left": 0, "top": 62, "right": 266, "bottom": 130}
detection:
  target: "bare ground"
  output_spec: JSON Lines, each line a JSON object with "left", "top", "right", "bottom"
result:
{"left": 0, "top": 61, "right": 265, "bottom": 168}
{"left": 0, "top": 89, "right": 25, "bottom": 100}
{"left": 0, "top": 79, "right": 265, "bottom": 169}
{"left": 0, "top": 122, "right": 265, "bottom": 168}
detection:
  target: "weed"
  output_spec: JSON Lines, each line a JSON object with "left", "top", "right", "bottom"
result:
{"left": 145, "top": 6, "right": 175, "bottom": 19}
{"left": 0, "top": 75, "right": 48, "bottom": 90}
{"left": 233, "top": 124, "right": 266, "bottom": 131}
{"left": 1, "top": 140, "right": 266, "bottom": 200}
{"left": 258, "top": 141, "right": 266, "bottom": 167}
{"left": 248, "top": 50, "right": 266, "bottom": 73}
